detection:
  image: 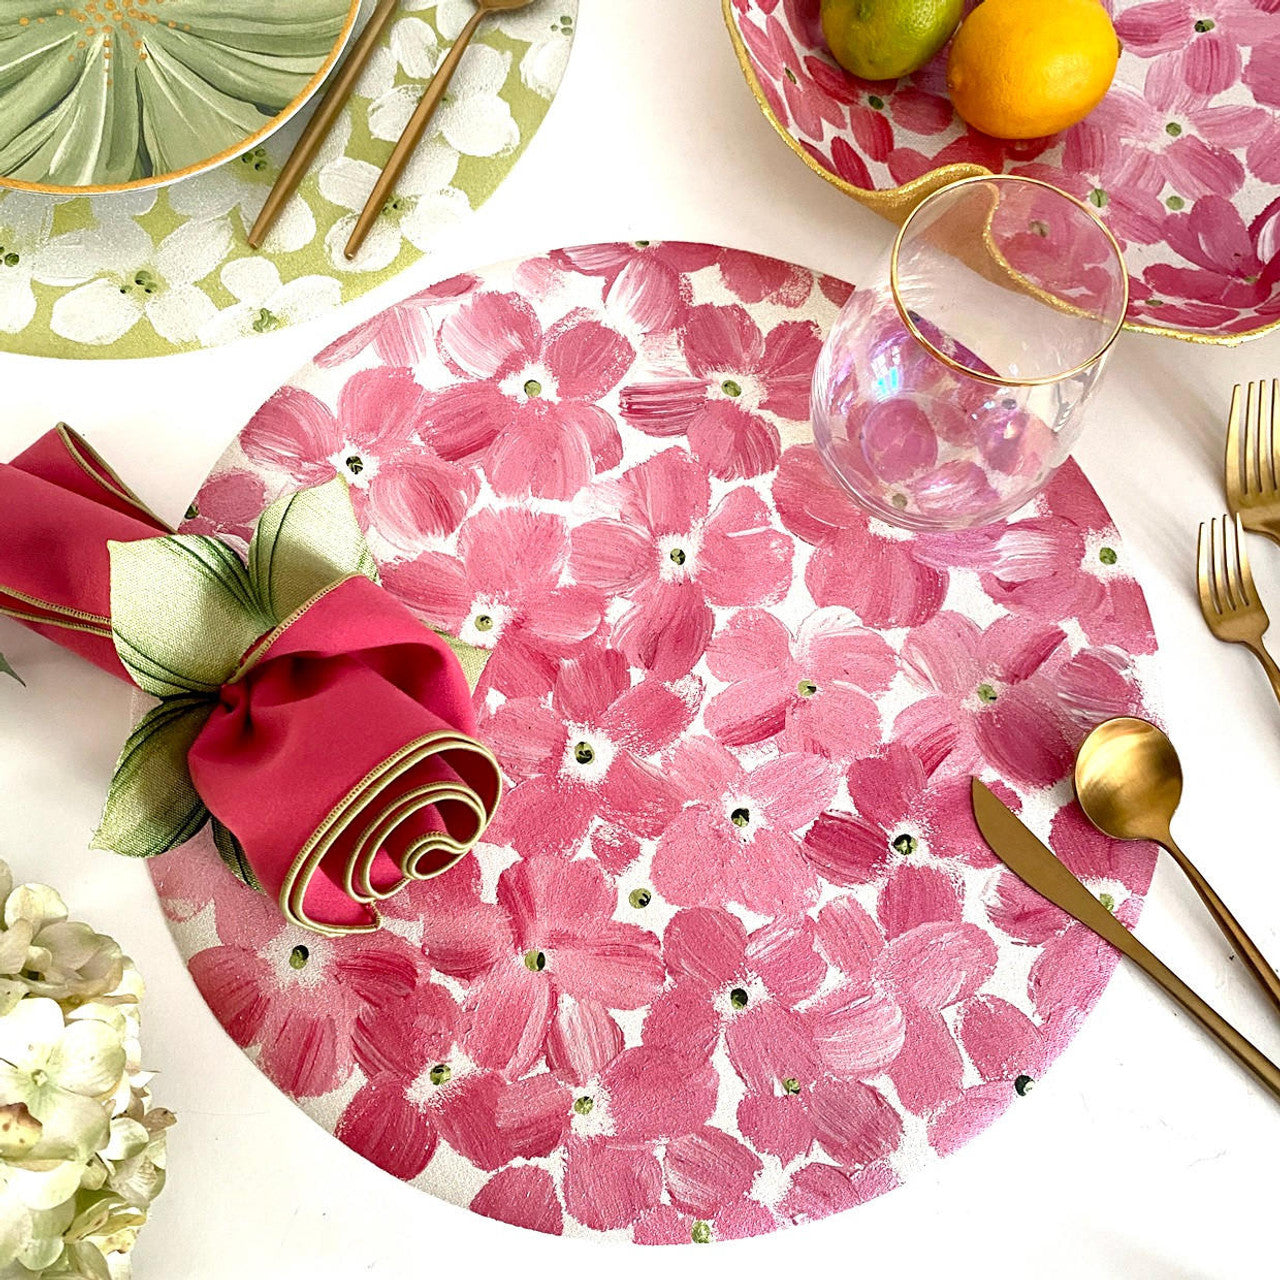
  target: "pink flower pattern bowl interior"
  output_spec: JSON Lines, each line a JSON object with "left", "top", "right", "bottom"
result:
{"left": 725, "top": 0, "right": 1280, "bottom": 343}
{"left": 153, "top": 243, "right": 1161, "bottom": 1242}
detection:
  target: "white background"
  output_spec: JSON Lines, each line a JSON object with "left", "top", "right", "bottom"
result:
{"left": 2, "top": 2, "right": 1279, "bottom": 1276}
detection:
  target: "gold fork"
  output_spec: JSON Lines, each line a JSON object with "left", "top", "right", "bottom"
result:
{"left": 1225, "top": 379, "right": 1280, "bottom": 542}
{"left": 1197, "top": 512, "right": 1280, "bottom": 705}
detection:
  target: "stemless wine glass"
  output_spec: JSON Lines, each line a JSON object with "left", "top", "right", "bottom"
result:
{"left": 811, "top": 175, "right": 1129, "bottom": 530}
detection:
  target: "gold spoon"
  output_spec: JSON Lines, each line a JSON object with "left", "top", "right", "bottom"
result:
{"left": 344, "top": 0, "right": 537, "bottom": 260}
{"left": 1075, "top": 716, "right": 1280, "bottom": 1015}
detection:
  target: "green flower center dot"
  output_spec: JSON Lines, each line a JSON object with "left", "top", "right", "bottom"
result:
{"left": 633, "top": 240, "right": 650, "bottom": 247}
{"left": 1029, "top": 219, "right": 1050, "bottom": 238}
{"left": 797, "top": 678, "right": 818, "bottom": 697}
{"left": 976, "top": 682, "right": 999, "bottom": 704}
{"left": 252, "top": 307, "right": 281, "bottom": 334}
{"left": 1165, "top": 121, "right": 1183, "bottom": 137}
{"left": 891, "top": 491, "right": 909, "bottom": 510}
{"left": 429, "top": 1062, "right": 452, "bottom": 1086}
{"left": 1098, "top": 546, "right": 1118, "bottom": 566}
{"left": 1089, "top": 188, "right": 1108, "bottom": 208}
{"left": 289, "top": 945, "right": 309, "bottom": 970}
{"left": 344, "top": 454, "right": 364, "bottom": 476}
{"left": 382, "top": 195, "right": 409, "bottom": 216}
{"left": 781, "top": 1077, "right": 802, "bottom": 1095}
{"left": 729, "top": 987, "right": 749, "bottom": 1010}
{"left": 184, "top": 502, "right": 199, "bottom": 521}
{"left": 691, "top": 1221, "right": 712, "bottom": 1245}
{"left": 573, "top": 1095, "right": 594, "bottom": 1115}
{"left": 30, "top": 1068, "right": 47, "bottom": 1088}
{"left": 573, "top": 741, "right": 595, "bottom": 765}
{"left": 1098, "top": 891, "right": 1116, "bottom": 913}
{"left": 523, "top": 378, "right": 542, "bottom": 397}
{"left": 240, "top": 146, "right": 270, "bottom": 172}
{"left": 669, "top": 547, "right": 686, "bottom": 565}
{"left": 730, "top": 807, "right": 750, "bottom": 828}
{"left": 1014, "top": 1073, "right": 1035, "bottom": 1096}
{"left": 2, "top": 252, "right": 18, "bottom": 267}
{"left": 783, "top": 66, "right": 797, "bottom": 84}
{"left": 1148, "top": 297, "right": 1164, "bottom": 306}
{"left": 523, "top": 949, "right": 546, "bottom": 972}
{"left": 628, "top": 887, "right": 652, "bottom": 909}
{"left": 1245, "top": 273, "right": 1261, "bottom": 284}
{"left": 720, "top": 378, "right": 742, "bottom": 397}
{"left": 892, "top": 833, "right": 918, "bottom": 857}
{"left": 1165, "top": 195, "right": 1185, "bottom": 211}
{"left": 868, "top": 94, "right": 884, "bottom": 109}
{"left": 120, "top": 268, "right": 161, "bottom": 297}
{"left": 474, "top": 614, "right": 494, "bottom": 632}
{"left": 1194, "top": 17, "right": 1215, "bottom": 30}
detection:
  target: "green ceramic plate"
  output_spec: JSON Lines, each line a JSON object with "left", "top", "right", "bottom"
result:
{"left": 0, "top": 0, "right": 360, "bottom": 193}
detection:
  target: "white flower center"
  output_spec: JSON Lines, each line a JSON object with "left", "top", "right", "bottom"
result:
{"left": 658, "top": 530, "right": 701, "bottom": 581}
{"left": 500, "top": 363, "right": 559, "bottom": 404}
{"left": 265, "top": 936, "right": 330, "bottom": 990}
{"left": 327, "top": 443, "right": 380, "bottom": 489}
{"left": 561, "top": 728, "right": 615, "bottom": 785}
{"left": 459, "top": 598, "right": 512, "bottom": 648}
{"left": 716, "top": 973, "right": 768, "bottom": 1018}
{"left": 708, "top": 370, "right": 764, "bottom": 413}
{"left": 1081, "top": 529, "right": 1123, "bottom": 581}
{"left": 570, "top": 1079, "right": 614, "bottom": 1136}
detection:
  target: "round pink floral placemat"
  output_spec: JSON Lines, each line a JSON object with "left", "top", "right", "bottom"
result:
{"left": 725, "top": 0, "right": 1280, "bottom": 343}
{"left": 151, "top": 242, "right": 1161, "bottom": 1243}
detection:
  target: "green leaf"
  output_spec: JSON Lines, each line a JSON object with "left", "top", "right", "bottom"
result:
{"left": 248, "top": 477, "right": 378, "bottom": 623}
{"left": 211, "top": 819, "right": 262, "bottom": 892}
{"left": 93, "top": 696, "right": 213, "bottom": 859}
{"left": 0, "top": 654, "right": 23, "bottom": 686}
{"left": 108, "top": 534, "right": 266, "bottom": 697}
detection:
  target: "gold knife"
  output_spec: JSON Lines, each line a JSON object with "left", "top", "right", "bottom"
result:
{"left": 971, "top": 777, "right": 1280, "bottom": 1102}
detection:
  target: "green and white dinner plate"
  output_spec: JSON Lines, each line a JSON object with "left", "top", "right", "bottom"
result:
{"left": 0, "top": 0, "right": 577, "bottom": 358}
{"left": 0, "top": 0, "right": 361, "bottom": 192}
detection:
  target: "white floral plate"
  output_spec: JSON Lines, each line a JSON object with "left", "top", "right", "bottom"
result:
{"left": 0, "top": 0, "right": 577, "bottom": 358}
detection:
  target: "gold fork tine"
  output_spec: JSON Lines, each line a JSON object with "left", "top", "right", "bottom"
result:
{"left": 1197, "top": 519, "right": 1215, "bottom": 617}
{"left": 1236, "top": 515, "right": 1258, "bottom": 607}
{"left": 1226, "top": 382, "right": 1244, "bottom": 504}
{"left": 1270, "top": 378, "right": 1279, "bottom": 494}
{"left": 1215, "top": 514, "right": 1235, "bottom": 609}
{"left": 1227, "top": 514, "right": 1249, "bottom": 607}
{"left": 1246, "top": 381, "right": 1261, "bottom": 497}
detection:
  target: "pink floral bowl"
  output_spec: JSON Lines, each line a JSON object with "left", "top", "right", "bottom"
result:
{"left": 725, "top": 0, "right": 1280, "bottom": 344}
{"left": 151, "top": 243, "right": 1161, "bottom": 1243}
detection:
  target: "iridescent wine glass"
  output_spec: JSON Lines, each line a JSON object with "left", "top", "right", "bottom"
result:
{"left": 811, "top": 175, "right": 1129, "bottom": 531}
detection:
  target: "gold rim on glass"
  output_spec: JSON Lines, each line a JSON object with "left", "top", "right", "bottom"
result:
{"left": 887, "top": 173, "right": 1129, "bottom": 389}
{"left": 721, "top": 0, "right": 1280, "bottom": 348}
{"left": 0, "top": 0, "right": 362, "bottom": 197}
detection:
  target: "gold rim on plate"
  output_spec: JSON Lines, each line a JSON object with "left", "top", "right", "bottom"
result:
{"left": 722, "top": 0, "right": 1280, "bottom": 348}
{"left": 0, "top": 0, "right": 363, "bottom": 197}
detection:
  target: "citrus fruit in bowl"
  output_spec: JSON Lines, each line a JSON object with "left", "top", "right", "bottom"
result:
{"left": 821, "top": 0, "right": 964, "bottom": 81}
{"left": 947, "top": 0, "right": 1121, "bottom": 139}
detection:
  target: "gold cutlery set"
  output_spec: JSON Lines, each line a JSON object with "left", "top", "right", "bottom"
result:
{"left": 973, "top": 380, "right": 1280, "bottom": 1101}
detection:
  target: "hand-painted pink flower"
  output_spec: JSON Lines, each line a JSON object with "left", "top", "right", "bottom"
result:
{"left": 715, "top": 246, "right": 816, "bottom": 308}
{"left": 181, "top": 469, "right": 267, "bottom": 545}
{"left": 462, "top": 853, "right": 666, "bottom": 1079}
{"left": 928, "top": 994, "right": 1054, "bottom": 1157}
{"left": 314, "top": 272, "right": 477, "bottom": 368}
{"left": 773, "top": 445, "right": 950, "bottom": 628}
{"left": 633, "top": 1197, "right": 775, "bottom": 1245}
{"left": 1245, "top": 32, "right": 1280, "bottom": 111}
{"left": 893, "top": 611, "right": 1079, "bottom": 786}
{"left": 777, "top": 1160, "right": 899, "bottom": 1226}
{"left": 814, "top": 892, "right": 998, "bottom": 1117}
{"left": 802, "top": 744, "right": 1016, "bottom": 890}
{"left": 650, "top": 736, "right": 839, "bottom": 916}
{"left": 549, "top": 242, "right": 721, "bottom": 332}
{"left": 704, "top": 607, "right": 893, "bottom": 756}
{"left": 470, "top": 1167, "right": 564, "bottom": 1236}
{"left": 336, "top": 993, "right": 572, "bottom": 1180}
{"left": 738, "top": 11, "right": 848, "bottom": 140}
{"left": 799, "top": 57, "right": 894, "bottom": 163}
{"left": 240, "top": 367, "right": 478, "bottom": 548}
{"left": 620, "top": 306, "right": 821, "bottom": 479}
{"left": 422, "top": 290, "right": 635, "bottom": 500}
{"left": 187, "top": 880, "right": 427, "bottom": 1098}
{"left": 481, "top": 645, "right": 697, "bottom": 861}
{"left": 1115, "top": 0, "right": 1276, "bottom": 95}
{"left": 382, "top": 505, "right": 604, "bottom": 699}
{"left": 570, "top": 448, "right": 793, "bottom": 678}
{"left": 562, "top": 1046, "right": 719, "bottom": 1231}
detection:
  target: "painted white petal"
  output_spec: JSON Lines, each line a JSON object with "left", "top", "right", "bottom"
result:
{"left": 451, "top": 42, "right": 510, "bottom": 97}
{"left": 145, "top": 283, "right": 216, "bottom": 345}
{"left": 324, "top": 214, "right": 400, "bottom": 273}
{"left": 399, "top": 138, "right": 460, "bottom": 196}
{"left": 30, "top": 231, "right": 112, "bottom": 287}
{"left": 316, "top": 109, "right": 353, "bottom": 167}
{"left": 318, "top": 156, "right": 379, "bottom": 215}
{"left": 399, "top": 186, "right": 469, "bottom": 253}
{"left": 497, "top": 2, "right": 574, "bottom": 43}
{"left": 436, "top": 92, "right": 518, "bottom": 158}
{"left": 520, "top": 35, "right": 570, "bottom": 98}
{"left": 434, "top": 0, "right": 472, "bottom": 39}
{"left": 390, "top": 15, "right": 440, "bottom": 78}
{"left": 49, "top": 1020, "right": 125, "bottom": 1098}
{"left": 0, "top": 999, "right": 62, "bottom": 1074}
{"left": 367, "top": 85, "right": 421, "bottom": 144}
{"left": 89, "top": 190, "right": 156, "bottom": 222}
{"left": 274, "top": 274, "right": 341, "bottom": 323}
{"left": 166, "top": 167, "right": 240, "bottom": 220}
{"left": 197, "top": 301, "right": 256, "bottom": 349}
{"left": 220, "top": 255, "right": 281, "bottom": 306}
{"left": 257, "top": 193, "right": 315, "bottom": 255}
{"left": 154, "top": 218, "right": 233, "bottom": 287}
{"left": 0, "top": 270, "right": 36, "bottom": 334}
{"left": 0, "top": 192, "right": 55, "bottom": 244}
{"left": 355, "top": 44, "right": 398, "bottom": 99}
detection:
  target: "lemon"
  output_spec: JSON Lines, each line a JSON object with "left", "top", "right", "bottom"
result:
{"left": 947, "top": 0, "right": 1120, "bottom": 139}
{"left": 822, "top": 0, "right": 964, "bottom": 81}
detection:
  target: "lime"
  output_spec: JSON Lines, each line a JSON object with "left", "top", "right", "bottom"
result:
{"left": 821, "top": 0, "right": 964, "bottom": 80}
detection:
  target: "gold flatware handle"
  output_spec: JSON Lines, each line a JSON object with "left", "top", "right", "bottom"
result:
{"left": 248, "top": 0, "right": 401, "bottom": 250}
{"left": 1247, "top": 639, "right": 1280, "bottom": 707}
{"left": 972, "top": 779, "right": 1280, "bottom": 1102}
{"left": 345, "top": 4, "right": 486, "bottom": 259}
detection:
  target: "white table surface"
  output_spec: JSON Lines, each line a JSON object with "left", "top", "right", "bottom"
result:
{"left": 2, "top": 3, "right": 1279, "bottom": 1277}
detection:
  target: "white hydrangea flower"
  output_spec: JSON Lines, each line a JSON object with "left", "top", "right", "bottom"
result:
{"left": 199, "top": 258, "right": 342, "bottom": 348}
